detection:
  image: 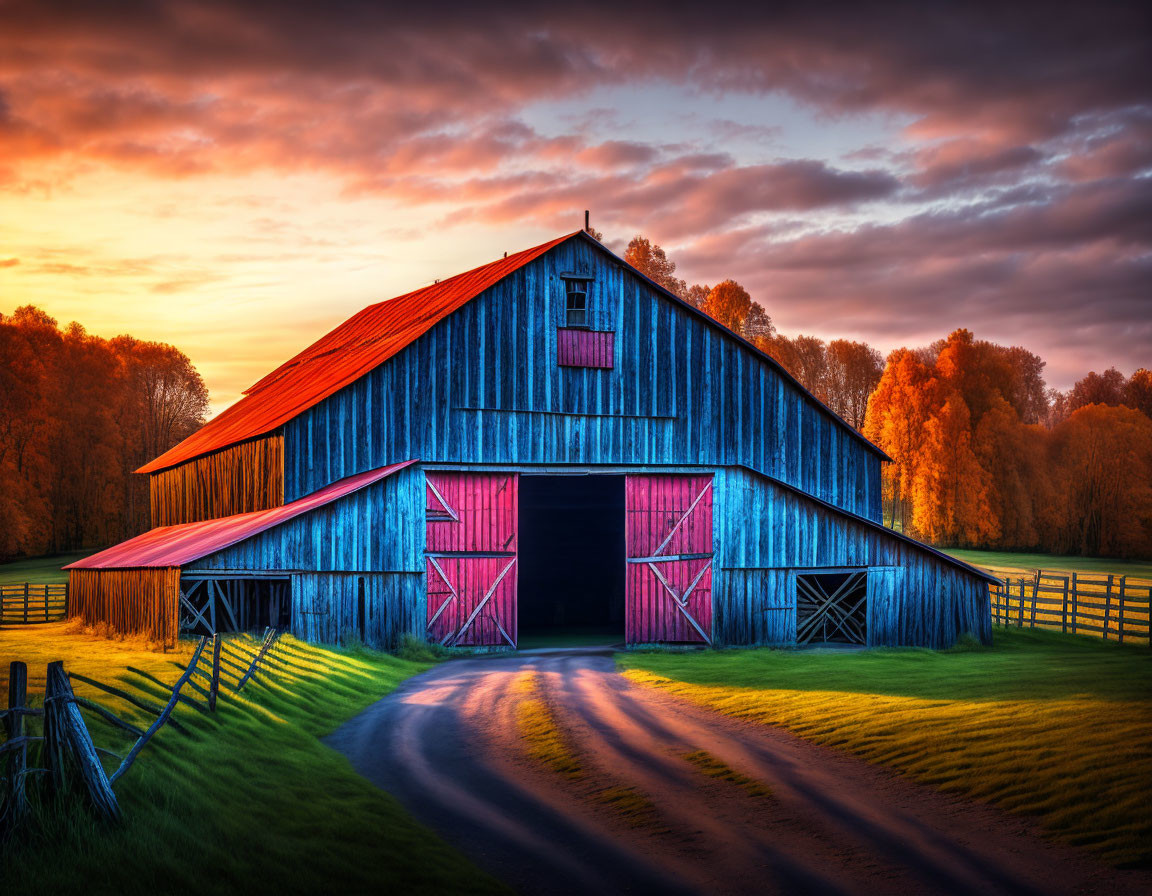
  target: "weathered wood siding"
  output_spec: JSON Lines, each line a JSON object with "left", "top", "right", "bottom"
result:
{"left": 184, "top": 464, "right": 423, "bottom": 574}
{"left": 150, "top": 434, "right": 284, "bottom": 527}
{"left": 68, "top": 567, "right": 181, "bottom": 647}
{"left": 712, "top": 467, "right": 990, "bottom": 647}
{"left": 291, "top": 572, "right": 423, "bottom": 649}
{"left": 283, "top": 239, "right": 883, "bottom": 521}
{"left": 185, "top": 464, "right": 426, "bottom": 649}
{"left": 625, "top": 474, "right": 714, "bottom": 644}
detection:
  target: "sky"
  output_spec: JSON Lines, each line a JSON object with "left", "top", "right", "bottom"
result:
{"left": 1, "top": 1, "right": 1149, "bottom": 415}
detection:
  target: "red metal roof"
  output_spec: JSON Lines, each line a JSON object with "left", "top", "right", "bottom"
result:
{"left": 137, "top": 233, "right": 578, "bottom": 473}
{"left": 66, "top": 461, "right": 415, "bottom": 569}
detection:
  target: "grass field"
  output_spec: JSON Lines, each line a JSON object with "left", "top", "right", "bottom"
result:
{"left": 0, "top": 552, "right": 88, "bottom": 585}
{"left": 942, "top": 549, "right": 1152, "bottom": 581}
{"left": 619, "top": 628, "right": 1152, "bottom": 867}
{"left": 0, "top": 623, "right": 505, "bottom": 896}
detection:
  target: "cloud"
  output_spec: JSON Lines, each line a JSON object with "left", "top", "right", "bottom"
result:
{"left": 0, "top": 0, "right": 1148, "bottom": 393}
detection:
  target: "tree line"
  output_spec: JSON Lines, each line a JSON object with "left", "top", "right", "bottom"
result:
{"left": 625, "top": 235, "right": 1152, "bottom": 558}
{"left": 0, "top": 306, "right": 208, "bottom": 561}
{"left": 3, "top": 243, "right": 1149, "bottom": 562}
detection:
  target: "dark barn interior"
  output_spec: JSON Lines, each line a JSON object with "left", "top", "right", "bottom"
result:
{"left": 518, "top": 474, "right": 625, "bottom": 645}
{"left": 179, "top": 576, "right": 292, "bottom": 636}
{"left": 795, "top": 570, "right": 868, "bottom": 645}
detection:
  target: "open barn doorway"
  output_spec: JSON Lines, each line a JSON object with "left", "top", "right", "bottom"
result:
{"left": 179, "top": 576, "right": 291, "bottom": 636}
{"left": 795, "top": 571, "right": 868, "bottom": 645}
{"left": 518, "top": 474, "right": 626, "bottom": 648}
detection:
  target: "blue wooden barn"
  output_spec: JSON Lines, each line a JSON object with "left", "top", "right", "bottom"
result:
{"left": 67, "top": 230, "right": 995, "bottom": 649}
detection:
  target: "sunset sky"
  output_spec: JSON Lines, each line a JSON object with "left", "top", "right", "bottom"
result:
{"left": 2, "top": 1, "right": 1149, "bottom": 415}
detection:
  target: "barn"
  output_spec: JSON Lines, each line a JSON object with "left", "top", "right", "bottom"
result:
{"left": 66, "top": 229, "right": 995, "bottom": 649}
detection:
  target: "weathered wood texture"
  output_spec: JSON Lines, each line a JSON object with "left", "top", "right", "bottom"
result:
{"left": 45, "top": 661, "right": 121, "bottom": 821}
{"left": 282, "top": 240, "right": 883, "bottom": 521}
{"left": 425, "top": 472, "right": 518, "bottom": 648}
{"left": 67, "top": 567, "right": 181, "bottom": 647}
{"left": 291, "top": 572, "right": 423, "bottom": 649}
{"left": 990, "top": 572, "right": 1152, "bottom": 644}
{"left": 149, "top": 433, "right": 284, "bottom": 527}
{"left": 0, "top": 583, "right": 67, "bottom": 623}
{"left": 185, "top": 464, "right": 422, "bottom": 573}
{"left": 557, "top": 327, "right": 614, "bottom": 368}
{"left": 179, "top": 467, "right": 425, "bottom": 648}
{"left": 4, "top": 661, "right": 29, "bottom": 827}
{"left": 625, "top": 474, "right": 714, "bottom": 644}
{"left": 711, "top": 467, "right": 990, "bottom": 648}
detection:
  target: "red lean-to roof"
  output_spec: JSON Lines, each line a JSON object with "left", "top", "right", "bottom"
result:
{"left": 136, "top": 233, "right": 577, "bottom": 474}
{"left": 66, "top": 461, "right": 415, "bottom": 569}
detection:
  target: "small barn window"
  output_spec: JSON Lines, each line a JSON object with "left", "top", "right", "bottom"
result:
{"left": 564, "top": 278, "right": 590, "bottom": 328}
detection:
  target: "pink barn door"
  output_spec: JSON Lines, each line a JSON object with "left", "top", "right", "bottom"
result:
{"left": 625, "top": 474, "right": 714, "bottom": 645}
{"left": 425, "top": 472, "right": 518, "bottom": 647}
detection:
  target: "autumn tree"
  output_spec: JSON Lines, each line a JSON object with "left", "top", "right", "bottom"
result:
{"left": 702, "top": 280, "right": 752, "bottom": 332}
{"left": 824, "top": 340, "right": 884, "bottom": 429}
{"left": 1126, "top": 369, "right": 1152, "bottom": 418}
{"left": 1068, "top": 367, "right": 1127, "bottom": 411}
{"left": 864, "top": 348, "right": 939, "bottom": 531}
{"left": 1047, "top": 405, "right": 1152, "bottom": 556}
{"left": 909, "top": 393, "right": 996, "bottom": 546}
{"left": 624, "top": 235, "right": 687, "bottom": 298}
{"left": 0, "top": 306, "right": 208, "bottom": 560}
{"left": 741, "top": 302, "right": 775, "bottom": 344}
{"left": 682, "top": 283, "right": 710, "bottom": 310}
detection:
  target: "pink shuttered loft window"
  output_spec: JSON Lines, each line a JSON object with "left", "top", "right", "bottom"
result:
{"left": 557, "top": 328, "right": 614, "bottom": 369}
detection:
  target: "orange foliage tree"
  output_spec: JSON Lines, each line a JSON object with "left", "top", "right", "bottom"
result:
{"left": 0, "top": 306, "right": 208, "bottom": 560}
{"left": 865, "top": 329, "right": 1152, "bottom": 557}
{"left": 702, "top": 279, "right": 752, "bottom": 332}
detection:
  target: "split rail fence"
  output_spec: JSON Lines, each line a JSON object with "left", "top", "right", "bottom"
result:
{"left": 989, "top": 571, "right": 1152, "bottom": 646}
{"left": 0, "top": 584, "right": 68, "bottom": 625}
{"left": 0, "top": 627, "right": 285, "bottom": 839}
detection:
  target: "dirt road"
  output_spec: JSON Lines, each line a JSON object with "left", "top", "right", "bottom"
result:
{"left": 327, "top": 648, "right": 1149, "bottom": 895}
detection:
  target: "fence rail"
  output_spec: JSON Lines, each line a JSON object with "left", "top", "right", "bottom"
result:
{"left": 1, "top": 583, "right": 68, "bottom": 624}
{"left": 990, "top": 570, "right": 1152, "bottom": 646}
{"left": 2, "top": 628, "right": 288, "bottom": 840}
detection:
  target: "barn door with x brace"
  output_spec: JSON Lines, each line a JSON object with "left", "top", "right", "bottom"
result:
{"left": 425, "top": 471, "right": 518, "bottom": 648}
{"left": 625, "top": 474, "right": 713, "bottom": 644}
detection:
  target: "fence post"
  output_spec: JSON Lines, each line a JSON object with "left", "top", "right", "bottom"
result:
{"left": 45, "top": 662, "right": 121, "bottom": 822}
{"left": 1070, "top": 572, "right": 1078, "bottom": 635}
{"left": 1116, "top": 577, "right": 1126, "bottom": 644}
{"left": 1061, "top": 576, "right": 1069, "bottom": 633}
{"left": 4, "top": 661, "right": 29, "bottom": 829}
{"left": 209, "top": 633, "right": 221, "bottom": 712}
{"left": 43, "top": 661, "right": 67, "bottom": 791}
{"left": 23, "top": 581, "right": 29, "bottom": 624}
{"left": 1102, "top": 575, "right": 1113, "bottom": 641}
{"left": 1030, "top": 570, "right": 1040, "bottom": 627}
{"left": 1017, "top": 580, "right": 1024, "bottom": 627}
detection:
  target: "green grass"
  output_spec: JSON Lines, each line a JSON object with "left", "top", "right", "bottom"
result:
{"left": 514, "top": 670, "right": 660, "bottom": 828}
{"left": 682, "top": 750, "right": 773, "bottom": 798}
{"left": 619, "top": 628, "right": 1152, "bottom": 867}
{"left": 0, "top": 623, "right": 506, "bottom": 895}
{"left": 0, "top": 552, "right": 90, "bottom": 585}
{"left": 944, "top": 548, "right": 1152, "bottom": 581}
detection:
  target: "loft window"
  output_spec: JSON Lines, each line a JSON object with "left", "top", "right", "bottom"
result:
{"left": 564, "top": 278, "right": 590, "bottom": 328}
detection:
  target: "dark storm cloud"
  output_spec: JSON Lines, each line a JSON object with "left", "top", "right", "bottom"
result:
{"left": 1, "top": 0, "right": 1148, "bottom": 383}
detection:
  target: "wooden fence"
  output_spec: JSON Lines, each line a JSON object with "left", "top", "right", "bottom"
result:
{"left": 0, "top": 583, "right": 68, "bottom": 625}
{"left": 990, "top": 571, "right": 1152, "bottom": 646}
{"left": 1, "top": 628, "right": 287, "bottom": 838}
